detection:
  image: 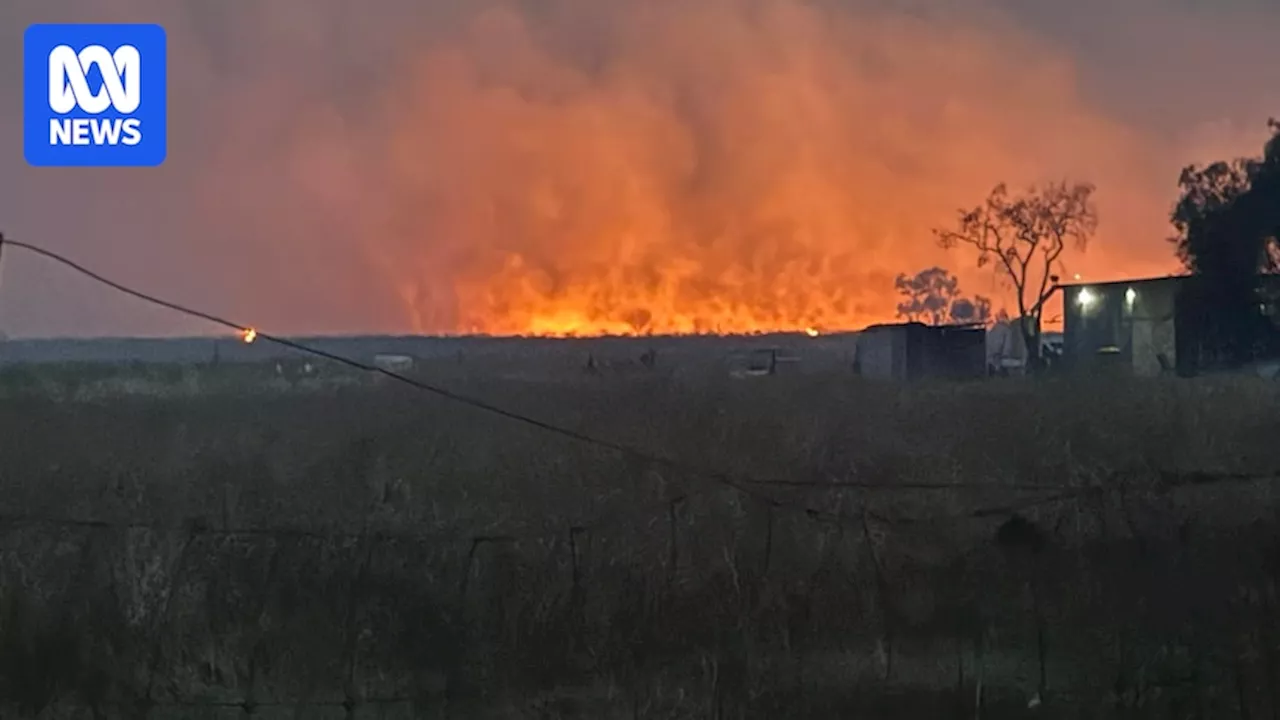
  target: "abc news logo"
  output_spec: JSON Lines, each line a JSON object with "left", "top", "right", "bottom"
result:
{"left": 48, "top": 44, "right": 143, "bottom": 147}
{"left": 23, "top": 24, "right": 167, "bottom": 167}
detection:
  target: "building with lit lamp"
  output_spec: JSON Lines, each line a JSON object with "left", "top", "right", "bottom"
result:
{"left": 1060, "top": 275, "right": 1280, "bottom": 376}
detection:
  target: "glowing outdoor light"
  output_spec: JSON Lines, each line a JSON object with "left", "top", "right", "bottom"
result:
{"left": 1075, "top": 287, "right": 1097, "bottom": 309}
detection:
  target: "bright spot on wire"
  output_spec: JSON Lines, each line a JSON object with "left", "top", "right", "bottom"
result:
{"left": 241, "top": 328, "right": 257, "bottom": 343}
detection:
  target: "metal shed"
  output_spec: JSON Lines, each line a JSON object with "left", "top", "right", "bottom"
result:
{"left": 855, "top": 322, "right": 986, "bottom": 381}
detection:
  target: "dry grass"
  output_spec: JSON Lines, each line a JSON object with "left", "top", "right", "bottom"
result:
{"left": 0, "top": 366, "right": 1279, "bottom": 718}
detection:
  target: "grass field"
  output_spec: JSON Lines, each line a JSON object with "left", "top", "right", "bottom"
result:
{"left": 1, "top": 359, "right": 1279, "bottom": 718}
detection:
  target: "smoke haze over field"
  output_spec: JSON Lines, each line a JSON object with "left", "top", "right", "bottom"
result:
{"left": 1, "top": 0, "right": 1277, "bottom": 336}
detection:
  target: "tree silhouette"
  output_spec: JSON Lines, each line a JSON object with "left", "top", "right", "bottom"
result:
{"left": 894, "top": 267, "right": 958, "bottom": 324}
{"left": 893, "top": 267, "right": 992, "bottom": 325}
{"left": 949, "top": 295, "right": 993, "bottom": 325}
{"left": 1169, "top": 119, "right": 1280, "bottom": 366}
{"left": 935, "top": 181, "right": 1097, "bottom": 366}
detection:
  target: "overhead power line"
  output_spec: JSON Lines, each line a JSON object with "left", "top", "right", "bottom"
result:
{"left": 4, "top": 233, "right": 1243, "bottom": 532}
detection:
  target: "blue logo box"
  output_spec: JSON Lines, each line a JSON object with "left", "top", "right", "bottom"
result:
{"left": 24, "top": 23, "right": 167, "bottom": 167}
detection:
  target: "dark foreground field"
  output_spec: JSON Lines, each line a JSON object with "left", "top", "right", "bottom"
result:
{"left": 2, "top": 369, "right": 1280, "bottom": 718}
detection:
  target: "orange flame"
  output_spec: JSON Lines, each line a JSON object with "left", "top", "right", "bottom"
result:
{"left": 354, "top": 0, "right": 1188, "bottom": 337}
{"left": 183, "top": 0, "right": 1269, "bottom": 339}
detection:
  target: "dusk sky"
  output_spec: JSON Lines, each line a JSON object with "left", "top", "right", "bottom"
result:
{"left": 2, "top": 0, "right": 1278, "bottom": 337}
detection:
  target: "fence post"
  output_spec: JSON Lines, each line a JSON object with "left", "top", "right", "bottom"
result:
{"left": 141, "top": 525, "right": 202, "bottom": 717}
{"left": 70, "top": 526, "right": 110, "bottom": 718}
{"left": 666, "top": 497, "right": 684, "bottom": 588}
{"left": 762, "top": 505, "right": 774, "bottom": 576}
{"left": 568, "top": 526, "right": 587, "bottom": 647}
{"left": 457, "top": 535, "right": 517, "bottom": 612}
{"left": 241, "top": 537, "right": 286, "bottom": 718}
{"left": 459, "top": 537, "right": 483, "bottom": 603}
{"left": 568, "top": 526, "right": 584, "bottom": 597}
{"left": 340, "top": 530, "right": 379, "bottom": 720}
{"left": 859, "top": 509, "right": 895, "bottom": 683}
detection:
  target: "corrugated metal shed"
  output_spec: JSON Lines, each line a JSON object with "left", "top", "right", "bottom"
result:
{"left": 856, "top": 322, "right": 986, "bottom": 381}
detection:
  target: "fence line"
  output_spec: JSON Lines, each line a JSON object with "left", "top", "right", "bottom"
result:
{"left": 5, "top": 237, "right": 1280, "bottom": 535}
{"left": 0, "top": 237, "right": 1171, "bottom": 525}
{"left": 2, "top": 466, "right": 1279, "bottom": 714}
{"left": 0, "top": 465, "right": 1276, "bottom": 543}
{"left": 7, "top": 236, "right": 1280, "bottom": 714}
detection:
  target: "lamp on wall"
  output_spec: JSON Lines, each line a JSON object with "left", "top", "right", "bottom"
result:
{"left": 1076, "top": 287, "right": 1097, "bottom": 310}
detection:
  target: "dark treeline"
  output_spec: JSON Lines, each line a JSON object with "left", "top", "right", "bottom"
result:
{"left": 1170, "top": 120, "right": 1280, "bottom": 368}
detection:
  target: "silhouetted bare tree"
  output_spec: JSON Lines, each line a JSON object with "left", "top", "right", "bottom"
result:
{"left": 935, "top": 181, "right": 1097, "bottom": 366}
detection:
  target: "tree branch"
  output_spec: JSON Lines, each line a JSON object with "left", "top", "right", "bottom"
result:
{"left": 935, "top": 180, "right": 1097, "bottom": 363}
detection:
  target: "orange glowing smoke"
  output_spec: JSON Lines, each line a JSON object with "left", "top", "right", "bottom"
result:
{"left": 7, "top": 0, "right": 1276, "bottom": 340}
{"left": 265, "top": 0, "right": 1256, "bottom": 336}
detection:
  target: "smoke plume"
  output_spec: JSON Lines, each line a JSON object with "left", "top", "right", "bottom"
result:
{"left": 1, "top": 0, "right": 1277, "bottom": 336}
